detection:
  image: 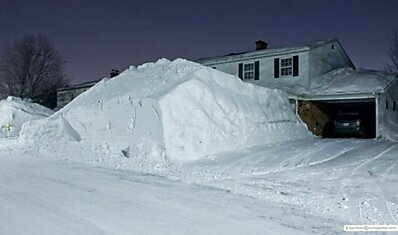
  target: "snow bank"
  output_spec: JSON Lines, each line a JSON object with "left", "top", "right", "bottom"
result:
{"left": 0, "top": 97, "right": 53, "bottom": 138}
{"left": 20, "top": 59, "right": 310, "bottom": 161}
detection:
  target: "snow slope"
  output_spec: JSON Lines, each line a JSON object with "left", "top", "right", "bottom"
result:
{"left": 20, "top": 59, "right": 310, "bottom": 161}
{"left": 256, "top": 67, "right": 397, "bottom": 96}
{"left": 0, "top": 97, "right": 53, "bottom": 138}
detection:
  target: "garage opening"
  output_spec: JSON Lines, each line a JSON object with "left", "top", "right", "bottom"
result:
{"left": 298, "top": 99, "right": 376, "bottom": 138}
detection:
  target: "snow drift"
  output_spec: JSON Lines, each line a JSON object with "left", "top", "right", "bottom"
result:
{"left": 20, "top": 59, "right": 310, "bottom": 161}
{"left": 0, "top": 97, "right": 53, "bottom": 138}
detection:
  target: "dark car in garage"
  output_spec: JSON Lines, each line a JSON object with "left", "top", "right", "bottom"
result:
{"left": 333, "top": 112, "right": 367, "bottom": 137}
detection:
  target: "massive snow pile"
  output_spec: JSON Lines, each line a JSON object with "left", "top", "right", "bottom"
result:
{"left": 0, "top": 97, "right": 53, "bottom": 138}
{"left": 20, "top": 59, "right": 310, "bottom": 161}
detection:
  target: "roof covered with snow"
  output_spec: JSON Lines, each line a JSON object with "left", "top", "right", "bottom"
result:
{"left": 255, "top": 67, "right": 398, "bottom": 98}
{"left": 196, "top": 38, "right": 341, "bottom": 64}
{"left": 57, "top": 79, "right": 101, "bottom": 91}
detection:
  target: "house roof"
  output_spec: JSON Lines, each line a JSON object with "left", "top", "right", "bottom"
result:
{"left": 57, "top": 79, "right": 101, "bottom": 92}
{"left": 196, "top": 38, "right": 344, "bottom": 65}
{"left": 254, "top": 67, "right": 398, "bottom": 99}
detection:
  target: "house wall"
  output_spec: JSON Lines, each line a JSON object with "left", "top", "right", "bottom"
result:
{"left": 377, "top": 80, "right": 398, "bottom": 140}
{"left": 57, "top": 87, "right": 91, "bottom": 109}
{"left": 202, "top": 51, "right": 310, "bottom": 87}
{"left": 308, "top": 41, "right": 354, "bottom": 83}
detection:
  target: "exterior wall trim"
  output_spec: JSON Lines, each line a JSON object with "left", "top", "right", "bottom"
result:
{"left": 199, "top": 48, "right": 309, "bottom": 66}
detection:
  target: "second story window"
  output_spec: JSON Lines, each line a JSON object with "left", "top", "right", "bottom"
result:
{"left": 280, "top": 58, "right": 293, "bottom": 76}
{"left": 238, "top": 61, "right": 260, "bottom": 80}
{"left": 274, "top": 55, "right": 299, "bottom": 78}
{"left": 243, "top": 63, "right": 255, "bottom": 80}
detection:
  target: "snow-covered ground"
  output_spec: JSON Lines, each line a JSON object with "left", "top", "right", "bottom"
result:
{"left": 184, "top": 139, "right": 398, "bottom": 227}
{"left": 0, "top": 150, "right": 314, "bottom": 235}
{"left": 0, "top": 59, "right": 397, "bottom": 234}
{"left": 0, "top": 138, "right": 397, "bottom": 234}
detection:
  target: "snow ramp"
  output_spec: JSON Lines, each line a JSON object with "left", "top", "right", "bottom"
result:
{"left": 20, "top": 59, "right": 310, "bottom": 161}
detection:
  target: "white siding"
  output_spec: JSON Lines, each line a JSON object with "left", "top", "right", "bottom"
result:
{"left": 203, "top": 51, "right": 310, "bottom": 88}
{"left": 378, "top": 80, "right": 398, "bottom": 140}
{"left": 57, "top": 87, "right": 91, "bottom": 109}
{"left": 309, "top": 41, "right": 353, "bottom": 80}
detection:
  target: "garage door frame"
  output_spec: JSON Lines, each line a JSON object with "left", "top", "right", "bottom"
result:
{"left": 291, "top": 93, "right": 378, "bottom": 138}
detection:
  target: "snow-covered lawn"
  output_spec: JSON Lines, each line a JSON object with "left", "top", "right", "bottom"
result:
{"left": 0, "top": 138, "right": 397, "bottom": 234}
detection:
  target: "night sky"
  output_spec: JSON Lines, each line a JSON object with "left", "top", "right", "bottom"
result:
{"left": 1, "top": 0, "right": 397, "bottom": 84}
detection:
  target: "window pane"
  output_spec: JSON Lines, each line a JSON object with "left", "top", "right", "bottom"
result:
{"left": 281, "top": 58, "right": 292, "bottom": 67}
{"left": 281, "top": 67, "right": 292, "bottom": 76}
{"left": 244, "top": 63, "right": 254, "bottom": 70}
{"left": 244, "top": 71, "right": 254, "bottom": 80}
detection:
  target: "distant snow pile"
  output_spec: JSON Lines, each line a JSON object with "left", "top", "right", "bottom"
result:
{"left": 20, "top": 59, "right": 310, "bottom": 161}
{"left": 0, "top": 97, "right": 53, "bottom": 138}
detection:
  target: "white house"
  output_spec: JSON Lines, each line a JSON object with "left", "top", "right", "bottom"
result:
{"left": 57, "top": 80, "right": 100, "bottom": 109}
{"left": 197, "top": 38, "right": 398, "bottom": 140}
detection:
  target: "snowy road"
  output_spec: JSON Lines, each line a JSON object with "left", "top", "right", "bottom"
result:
{"left": 0, "top": 139, "right": 397, "bottom": 234}
{"left": 0, "top": 153, "right": 312, "bottom": 235}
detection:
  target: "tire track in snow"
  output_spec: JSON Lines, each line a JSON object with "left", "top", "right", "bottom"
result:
{"left": 349, "top": 145, "right": 397, "bottom": 179}
{"left": 308, "top": 147, "right": 354, "bottom": 166}
{"left": 386, "top": 201, "right": 398, "bottom": 225}
{"left": 357, "top": 145, "right": 398, "bottom": 224}
{"left": 339, "top": 144, "right": 398, "bottom": 224}
{"left": 381, "top": 162, "right": 398, "bottom": 224}
{"left": 381, "top": 162, "right": 396, "bottom": 182}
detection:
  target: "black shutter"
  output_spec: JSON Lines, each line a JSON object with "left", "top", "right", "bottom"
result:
{"left": 238, "top": 63, "right": 243, "bottom": 80}
{"left": 293, "top": 55, "right": 299, "bottom": 77}
{"left": 254, "top": 61, "right": 260, "bottom": 80}
{"left": 274, "top": 58, "right": 280, "bottom": 78}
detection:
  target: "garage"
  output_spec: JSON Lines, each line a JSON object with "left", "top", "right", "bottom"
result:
{"left": 298, "top": 98, "right": 376, "bottom": 139}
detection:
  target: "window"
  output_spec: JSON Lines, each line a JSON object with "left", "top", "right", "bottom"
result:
{"left": 280, "top": 58, "right": 293, "bottom": 76}
{"left": 238, "top": 61, "right": 259, "bottom": 80}
{"left": 394, "top": 101, "right": 396, "bottom": 111}
{"left": 274, "top": 56, "right": 298, "bottom": 78}
{"left": 386, "top": 99, "right": 389, "bottom": 110}
{"left": 243, "top": 63, "right": 255, "bottom": 80}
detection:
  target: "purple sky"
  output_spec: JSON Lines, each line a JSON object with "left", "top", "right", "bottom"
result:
{"left": 0, "top": 0, "right": 397, "bottom": 84}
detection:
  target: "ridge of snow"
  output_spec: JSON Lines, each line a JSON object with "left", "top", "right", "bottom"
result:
{"left": 20, "top": 58, "right": 311, "bottom": 161}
